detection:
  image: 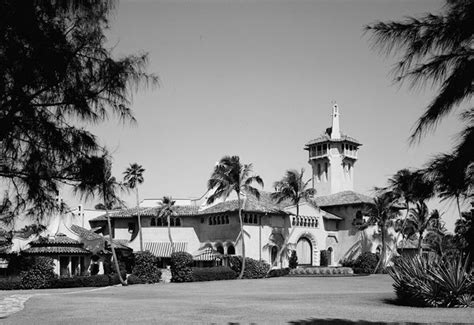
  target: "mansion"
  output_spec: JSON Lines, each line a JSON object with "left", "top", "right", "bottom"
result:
{"left": 89, "top": 104, "right": 379, "bottom": 268}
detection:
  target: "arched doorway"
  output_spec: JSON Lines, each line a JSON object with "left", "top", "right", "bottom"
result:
{"left": 327, "top": 247, "right": 333, "bottom": 266}
{"left": 296, "top": 237, "right": 312, "bottom": 265}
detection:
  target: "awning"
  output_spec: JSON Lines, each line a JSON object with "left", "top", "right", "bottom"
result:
{"left": 193, "top": 247, "right": 220, "bottom": 261}
{"left": 144, "top": 242, "right": 187, "bottom": 258}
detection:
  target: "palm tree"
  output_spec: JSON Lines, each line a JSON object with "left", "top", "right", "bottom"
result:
{"left": 425, "top": 154, "right": 470, "bottom": 219}
{"left": 157, "top": 196, "right": 176, "bottom": 253}
{"left": 365, "top": 191, "right": 400, "bottom": 272}
{"left": 366, "top": 0, "right": 474, "bottom": 143}
{"left": 406, "top": 202, "right": 440, "bottom": 254}
{"left": 206, "top": 156, "right": 264, "bottom": 279}
{"left": 271, "top": 169, "right": 316, "bottom": 268}
{"left": 123, "top": 163, "right": 145, "bottom": 251}
{"left": 74, "top": 152, "right": 127, "bottom": 285}
{"left": 383, "top": 169, "right": 434, "bottom": 250}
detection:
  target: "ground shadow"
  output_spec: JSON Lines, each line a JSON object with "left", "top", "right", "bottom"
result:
{"left": 287, "top": 319, "right": 467, "bottom": 325}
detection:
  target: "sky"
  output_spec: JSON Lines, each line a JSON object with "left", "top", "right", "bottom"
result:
{"left": 64, "top": 0, "right": 467, "bottom": 230}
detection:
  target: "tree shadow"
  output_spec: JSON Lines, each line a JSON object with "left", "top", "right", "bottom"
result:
{"left": 287, "top": 319, "right": 466, "bottom": 325}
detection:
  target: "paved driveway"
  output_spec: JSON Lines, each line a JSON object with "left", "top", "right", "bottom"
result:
{"left": 2, "top": 275, "right": 473, "bottom": 324}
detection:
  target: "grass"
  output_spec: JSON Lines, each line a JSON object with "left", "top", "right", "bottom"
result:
{"left": 3, "top": 275, "right": 473, "bottom": 324}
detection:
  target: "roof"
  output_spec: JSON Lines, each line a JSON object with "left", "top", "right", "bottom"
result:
{"left": 23, "top": 233, "right": 91, "bottom": 255}
{"left": 322, "top": 211, "right": 343, "bottom": 220}
{"left": 144, "top": 242, "right": 187, "bottom": 258}
{"left": 314, "top": 191, "right": 373, "bottom": 207}
{"left": 200, "top": 192, "right": 286, "bottom": 215}
{"left": 305, "top": 133, "right": 361, "bottom": 148}
{"left": 91, "top": 205, "right": 200, "bottom": 221}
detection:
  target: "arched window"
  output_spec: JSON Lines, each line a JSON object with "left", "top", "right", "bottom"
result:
{"left": 253, "top": 215, "right": 258, "bottom": 224}
{"left": 209, "top": 217, "right": 212, "bottom": 225}
{"left": 175, "top": 218, "right": 181, "bottom": 226}
{"left": 227, "top": 245, "right": 235, "bottom": 255}
{"left": 170, "top": 218, "right": 175, "bottom": 227}
{"left": 292, "top": 218, "right": 296, "bottom": 226}
{"left": 151, "top": 218, "right": 156, "bottom": 227}
{"left": 213, "top": 216, "right": 217, "bottom": 225}
{"left": 163, "top": 217, "right": 168, "bottom": 227}
{"left": 216, "top": 245, "right": 224, "bottom": 254}
{"left": 157, "top": 217, "right": 162, "bottom": 227}
{"left": 226, "top": 215, "right": 229, "bottom": 224}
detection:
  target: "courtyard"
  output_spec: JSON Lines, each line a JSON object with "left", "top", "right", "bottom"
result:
{"left": 1, "top": 275, "right": 473, "bottom": 324}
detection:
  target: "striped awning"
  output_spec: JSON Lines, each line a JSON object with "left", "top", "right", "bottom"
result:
{"left": 193, "top": 247, "right": 221, "bottom": 261}
{"left": 144, "top": 242, "right": 187, "bottom": 258}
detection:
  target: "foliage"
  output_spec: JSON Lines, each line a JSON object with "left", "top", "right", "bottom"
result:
{"left": 79, "top": 274, "right": 110, "bottom": 287}
{"left": 206, "top": 155, "right": 264, "bottom": 280}
{"left": 50, "top": 276, "right": 83, "bottom": 288}
{"left": 132, "top": 251, "right": 162, "bottom": 284}
{"left": 290, "top": 267, "right": 353, "bottom": 276}
{"left": 389, "top": 255, "right": 473, "bottom": 307}
{"left": 366, "top": 0, "right": 474, "bottom": 143}
{"left": 191, "top": 266, "right": 237, "bottom": 282}
{"left": 0, "top": 279, "right": 22, "bottom": 290}
{"left": 126, "top": 274, "right": 145, "bottom": 285}
{"left": 455, "top": 210, "right": 474, "bottom": 268}
{"left": 405, "top": 202, "right": 440, "bottom": 253}
{"left": 268, "top": 268, "right": 290, "bottom": 278}
{"left": 20, "top": 256, "right": 56, "bottom": 289}
{"left": 320, "top": 250, "right": 329, "bottom": 267}
{"left": 341, "top": 252, "right": 379, "bottom": 274}
{"left": 170, "top": 251, "right": 193, "bottom": 283}
{"left": 288, "top": 250, "right": 298, "bottom": 269}
{"left": 0, "top": 1, "right": 157, "bottom": 218}
{"left": 228, "top": 256, "right": 270, "bottom": 279}
{"left": 89, "top": 263, "right": 100, "bottom": 276}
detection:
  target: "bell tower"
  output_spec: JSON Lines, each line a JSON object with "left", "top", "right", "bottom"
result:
{"left": 304, "top": 104, "right": 361, "bottom": 196}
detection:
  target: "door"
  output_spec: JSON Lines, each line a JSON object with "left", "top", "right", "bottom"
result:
{"left": 296, "top": 237, "right": 312, "bottom": 265}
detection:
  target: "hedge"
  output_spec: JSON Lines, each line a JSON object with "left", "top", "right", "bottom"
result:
{"left": 127, "top": 274, "right": 145, "bottom": 285}
{"left": 341, "top": 252, "right": 379, "bottom": 274}
{"left": 228, "top": 256, "right": 270, "bottom": 279}
{"left": 20, "top": 256, "right": 56, "bottom": 289}
{"left": 170, "top": 252, "right": 193, "bottom": 283}
{"left": 132, "top": 251, "right": 161, "bottom": 283}
{"left": 0, "top": 279, "right": 22, "bottom": 290}
{"left": 268, "top": 268, "right": 290, "bottom": 278}
{"left": 191, "top": 267, "right": 237, "bottom": 282}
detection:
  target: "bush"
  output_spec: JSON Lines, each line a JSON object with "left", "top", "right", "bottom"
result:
{"left": 389, "top": 255, "right": 473, "bottom": 307}
{"left": 320, "top": 250, "right": 329, "bottom": 267}
{"left": 50, "top": 277, "right": 83, "bottom": 288}
{"left": 79, "top": 274, "right": 110, "bottom": 287}
{"left": 0, "top": 279, "right": 22, "bottom": 290}
{"left": 132, "top": 251, "right": 162, "bottom": 283}
{"left": 341, "top": 252, "right": 379, "bottom": 274}
{"left": 127, "top": 274, "right": 145, "bottom": 285}
{"left": 228, "top": 256, "right": 270, "bottom": 279}
{"left": 192, "top": 267, "right": 237, "bottom": 282}
{"left": 89, "top": 263, "right": 99, "bottom": 276}
{"left": 170, "top": 251, "right": 193, "bottom": 283}
{"left": 268, "top": 268, "right": 290, "bottom": 278}
{"left": 20, "top": 256, "right": 56, "bottom": 289}
{"left": 288, "top": 250, "right": 298, "bottom": 269}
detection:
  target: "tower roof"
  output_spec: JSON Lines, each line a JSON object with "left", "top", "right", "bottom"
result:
{"left": 304, "top": 133, "right": 361, "bottom": 149}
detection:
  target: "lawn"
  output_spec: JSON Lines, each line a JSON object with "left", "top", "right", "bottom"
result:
{"left": 3, "top": 275, "right": 473, "bottom": 324}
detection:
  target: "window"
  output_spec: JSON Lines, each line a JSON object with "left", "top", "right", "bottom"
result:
{"left": 253, "top": 215, "right": 258, "bottom": 224}
{"left": 175, "top": 218, "right": 181, "bottom": 226}
{"left": 157, "top": 217, "right": 162, "bottom": 227}
{"left": 128, "top": 222, "right": 135, "bottom": 234}
{"left": 244, "top": 214, "right": 248, "bottom": 223}
{"left": 226, "top": 215, "right": 229, "bottom": 224}
{"left": 208, "top": 217, "right": 212, "bottom": 225}
{"left": 227, "top": 245, "right": 235, "bottom": 255}
{"left": 201, "top": 217, "right": 204, "bottom": 224}
{"left": 216, "top": 245, "right": 224, "bottom": 254}
{"left": 151, "top": 218, "right": 156, "bottom": 227}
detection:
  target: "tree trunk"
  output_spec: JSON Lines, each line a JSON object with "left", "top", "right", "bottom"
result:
{"left": 105, "top": 208, "right": 126, "bottom": 286}
{"left": 418, "top": 232, "right": 423, "bottom": 255}
{"left": 237, "top": 193, "right": 245, "bottom": 279}
{"left": 375, "top": 222, "right": 386, "bottom": 273}
{"left": 456, "top": 195, "right": 462, "bottom": 220}
{"left": 136, "top": 188, "right": 143, "bottom": 252}
{"left": 271, "top": 201, "right": 298, "bottom": 269}
{"left": 396, "top": 200, "right": 410, "bottom": 253}
{"left": 168, "top": 214, "right": 175, "bottom": 253}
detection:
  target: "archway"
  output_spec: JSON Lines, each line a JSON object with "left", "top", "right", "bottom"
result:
{"left": 227, "top": 245, "right": 235, "bottom": 255}
{"left": 296, "top": 237, "right": 312, "bottom": 265}
{"left": 327, "top": 247, "right": 333, "bottom": 266}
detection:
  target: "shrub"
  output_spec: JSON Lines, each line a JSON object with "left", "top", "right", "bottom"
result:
{"left": 170, "top": 252, "right": 193, "bottom": 282}
{"left": 0, "top": 279, "right": 22, "bottom": 290}
{"left": 192, "top": 267, "right": 237, "bottom": 282}
{"left": 268, "top": 268, "right": 290, "bottom": 278}
{"left": 389, "top": 255, "right": 473, "bottom": 307}
{"left": 20, "top": 256, "right": 56, "bottom": 289}
{"left": 79, "top": 274, "right": 110, "bottom": 287}
{"left": 50, "top": 276, "right": 83, "bottom": 288}
{"left": 355, "top": 252, "right": 378, "bottom": 274}
{"left": 320, "top": 250, "right": 328, "bottom": 267}
{"left": 127, "top": 274, "right": 145, "bottom": 285}
{"left": 132, "top": 251, "right": 162, "bottom": 283}
{"left": 288, "top": 250, "right": 298, "bottom": 269}
{"left": 89, "top": 263, "right": 100, "bottom": 276}
{"left": 228, "top": 256, "right": 270, "bottom": 279}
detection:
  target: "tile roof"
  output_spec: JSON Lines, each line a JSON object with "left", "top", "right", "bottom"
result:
{"left": 23, "top": 233, "right": 91, "bottom": 255}
{"left": 90, "top": 205, "right": 200, "bottom": 221}
{"left": 200, "top": 192, "right": 286, "bottom": 215}
{"left": 314, "top": 191, "right": 373, "bottom": 207}
{"left": 305, "top": 133, "right": 361, "bottom": 147}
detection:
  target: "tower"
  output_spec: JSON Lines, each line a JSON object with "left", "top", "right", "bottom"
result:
{"left": 304, "top": 104, "right": 361, "bottom": 196}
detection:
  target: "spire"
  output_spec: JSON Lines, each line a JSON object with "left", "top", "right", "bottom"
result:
{"left": 331, "top": 103, "right": 340, "bottom": 139}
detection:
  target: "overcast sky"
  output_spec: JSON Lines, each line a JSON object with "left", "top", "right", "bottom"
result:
{"left": 64, "top": 0, "right": 466, "bottom": 229}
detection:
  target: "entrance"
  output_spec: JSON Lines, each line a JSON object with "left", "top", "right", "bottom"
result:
{"left": 296, "top": 237, "right": 312, "bottom": 265}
